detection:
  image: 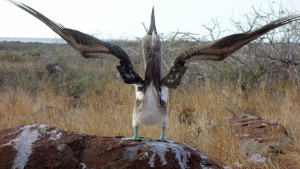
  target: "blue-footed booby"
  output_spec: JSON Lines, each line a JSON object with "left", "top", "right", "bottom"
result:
{"left": 6, "top": 0, "right": 300, "bottom": 142}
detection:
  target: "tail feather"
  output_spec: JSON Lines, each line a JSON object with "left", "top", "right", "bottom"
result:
{"left": 144, "top": 57, "right": 161, "bottom": 94}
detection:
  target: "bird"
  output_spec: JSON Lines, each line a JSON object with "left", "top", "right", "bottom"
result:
{"left": 6, "top": 0, "right": 300, "bottom": 142}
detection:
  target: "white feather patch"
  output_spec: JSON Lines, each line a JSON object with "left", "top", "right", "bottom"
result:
{"left": 133, "top": 84, "right": 144, "bottom": 100}
{"left": 161, "top": 86, "right": 168, "bottom": 103}
{"left": 134, "top": 82, "right": 167, "bottom": 126}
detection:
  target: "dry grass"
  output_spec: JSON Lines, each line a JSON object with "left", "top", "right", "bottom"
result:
{"left": 0, "top": 41, "right": 299, "bottom": 168}
{"left": 0, "top": 77, "right": 299, "bottom": 168}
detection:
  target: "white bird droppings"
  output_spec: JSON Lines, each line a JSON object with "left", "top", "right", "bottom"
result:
{"left": 1, "top": 124, "right": 63, "bottom": 169}
{"left": 124, "top": 141, "right": 191, "bottom": 169}
{"left": 79, "top": 162, "right": 87, "bottom": 169}
{"left": 148, "top": 142, "right": 169, "bottom": 167}
{"left": 11, "top": 125, "right": 39, "bottom": 169}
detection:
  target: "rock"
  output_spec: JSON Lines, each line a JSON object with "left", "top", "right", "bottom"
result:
{"left": 0, "top": 124, "right": 222, "bottom": 169}
{"left": 46, "top": 62, "right": 63, "bottom": 74}
{"left": 230, "top": 114, "right": 295, "bottom": 156}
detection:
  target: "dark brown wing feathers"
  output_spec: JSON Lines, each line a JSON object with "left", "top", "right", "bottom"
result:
{"left": 162, "top": 14, "right": 300, "bottom": 88}
{"left": 8, "top": 0, "right": 143, "bottom": 85}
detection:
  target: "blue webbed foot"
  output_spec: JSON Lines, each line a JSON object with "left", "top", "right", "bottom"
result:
{"left": 122, "top": 136, "right": 143, "bottom": 141}
{"left": 122, "top": 126, "right": 143, "bottom": 141}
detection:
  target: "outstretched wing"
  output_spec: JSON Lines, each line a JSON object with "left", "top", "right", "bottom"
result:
{"left": 162, "top": 14, "right": 300, "bottom": 88}
{"left": 7, "top": 0, "right": 144, "bottom": 85}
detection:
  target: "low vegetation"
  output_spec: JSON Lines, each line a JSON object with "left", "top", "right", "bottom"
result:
{"left": 0, "top": 40, "right": 299, "bottom": 168}
{"left": 0, "top": 2, "right": 299, "bottom": 167}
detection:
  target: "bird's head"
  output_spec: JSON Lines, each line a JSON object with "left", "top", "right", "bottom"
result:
{"left": 142, "top": 7, "right": 161, "bottom": 63}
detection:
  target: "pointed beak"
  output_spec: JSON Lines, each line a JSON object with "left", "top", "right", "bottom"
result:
{"left": 147, "top": 7, "right": 157, "bottom": 35}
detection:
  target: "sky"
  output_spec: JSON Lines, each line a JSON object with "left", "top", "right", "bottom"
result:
{"left": 0, "top": 0, "right": 299, "bottom": 40}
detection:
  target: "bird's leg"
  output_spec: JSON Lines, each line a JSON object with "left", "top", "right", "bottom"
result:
{"left": 132, "top": 126, "right": 142, "bottom": 140}
{"left": 158, "top": 126, "right": 174, "bottom": 143}
{"left": 122, "top": 126, "right": 143, "bottom": 141}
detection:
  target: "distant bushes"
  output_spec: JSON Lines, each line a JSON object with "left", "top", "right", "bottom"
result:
{"left": 0, "top": 37, "right": 299, "bottom": 98}
{"left": 0, "top": 45, "right": 121, "bottom": 97}
{"left": 0, "top": 48, "right": 42, "bottom": 62}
